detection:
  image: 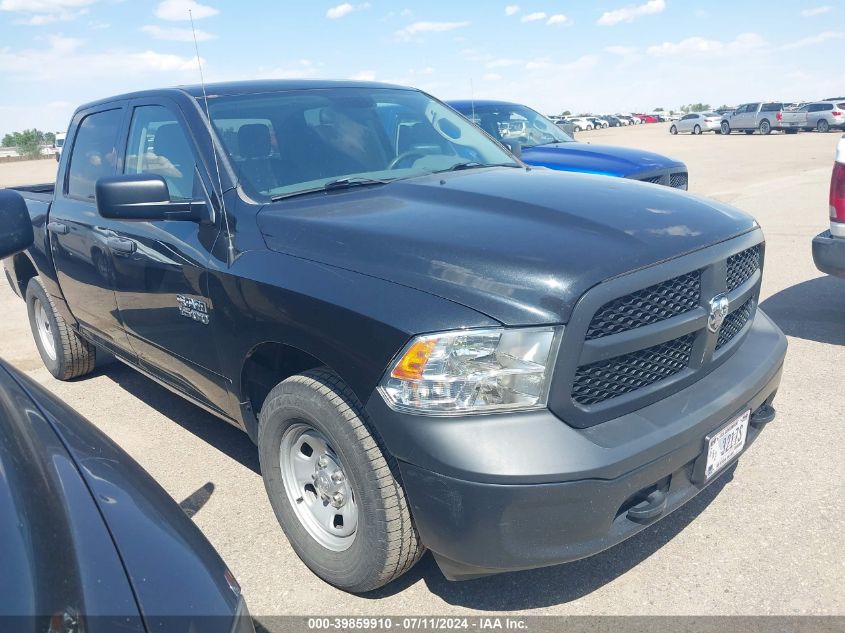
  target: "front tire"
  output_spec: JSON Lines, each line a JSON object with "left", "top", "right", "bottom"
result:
{"left": 26, "top": 277, "right": 96, "bottom": 380}
{"left": 669, "top": 125, "right": 678, "bottom": 135}
{"left": 258, "top": 369, "right": 423, "bottom": 593}
{"left": 721, "top": 121, "right": 731, "bottom": 135}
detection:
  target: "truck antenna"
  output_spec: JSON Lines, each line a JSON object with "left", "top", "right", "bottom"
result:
{"left": 189, "top": 9, "right": 235, "bottom": 266}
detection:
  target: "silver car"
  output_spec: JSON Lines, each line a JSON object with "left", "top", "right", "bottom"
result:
{"left": 802, "top": 101, "right": 845, "bottom": 133}
{"left": 670, "top": 112, "right": 722, "bottom": 135}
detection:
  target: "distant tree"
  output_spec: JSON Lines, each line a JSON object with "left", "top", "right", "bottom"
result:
{"left": 654, "top": 107, "right": 664, "bottom": 112}
{"left": 15, "top": 129, "right": 44, "bottom": 159}
{"left": 562, "top": 110, "right": 571, "bottom": 116}
{"left": 44, "top": 131, "right": 56, "bottom": 145}
{"left": 716, "top": 104, "right": 732, "bottom": 111}
{"left": 1, "top": 133, "right": 14, "bottom": 147}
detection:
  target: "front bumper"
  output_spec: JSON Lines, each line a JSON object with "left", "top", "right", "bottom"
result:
{"left": 813, "top": 230, "right": 845, "bottom": 278}
{"left": 366, "top": 310, "right": 786, "bottom": 580}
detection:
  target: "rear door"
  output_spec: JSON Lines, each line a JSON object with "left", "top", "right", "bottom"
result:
{"left": 107, "top": 97, "right": 230, "bottom": 414}
{"left": 49, "top": 103, "right": 133, "bottom": 355}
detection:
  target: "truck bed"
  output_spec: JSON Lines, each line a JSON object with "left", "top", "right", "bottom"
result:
{"left": 9, "top": 183, "right": 55, "bottom": 204}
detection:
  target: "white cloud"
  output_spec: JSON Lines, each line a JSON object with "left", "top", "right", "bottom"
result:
{"left": 350, "top": 70, "right": 376, "bottom": 81}
{"left": 546, "top": 14, "right": 570, "bottom": 26}
{"left": 647, "top": 32, "right": 765, "bottom": 57}
{"left": 801, "top": 6, "right": 831, "bottom": 17}
{"left": 141, "top": 24, "right": 215, "bottom": 41}
{"left": 486, "top": 57, "right": 522, "bottom": 68}
{"left": 521, "top": 11, "right": 546, "bottom": 22}
{"left": 0, "top": 0, "right": 95, "bottom": 23}
{"left": 781, "top": 30, "right": 843, "bottom": 49}
{"left": 525, "top": 54, "right": 599, "bottom": 73}
{"left": 483, "top": 73, "right": 502, "bottom": 81}
{"left": 0, "top": 36, "right": 203, "bottom": 82}
{"left": 153, "top": 0, "right": 218, "bottom": 21}
{"left": 605, "top": 45, "right": 639, "bottom": 56}
{"left": 504, "top": 4, "right": 520, "bottom": 16}
{"left": 598, "top": 0, "right": 665, "bottom": 26}
{"left": 326, "top": 2, "right": 370, "bottom": 19}
{"left": 395, "top": 20, "right": 470, "bottom": 40}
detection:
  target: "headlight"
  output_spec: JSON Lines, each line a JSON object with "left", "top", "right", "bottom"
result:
{"left": 378, "top": 327, "right": 561, "bottom": 415}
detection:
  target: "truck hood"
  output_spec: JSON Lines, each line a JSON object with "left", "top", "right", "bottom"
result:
{"left": 520, "top": 142, "right": 685, "bottom": 178}
{"left": 257, "top": 168, "right": 756, "bottom": 325}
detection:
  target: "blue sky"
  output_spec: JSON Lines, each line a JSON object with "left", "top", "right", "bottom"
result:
{"left": 0, "top": 0, "right": 842, "bottom": 135}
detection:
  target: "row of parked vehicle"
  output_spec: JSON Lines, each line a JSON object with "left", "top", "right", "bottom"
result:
{"left": 669, "top": 100, "right": 845, "bottom": 136}
{"left": 552, "top": 113, "right": 665, "bottom": 132}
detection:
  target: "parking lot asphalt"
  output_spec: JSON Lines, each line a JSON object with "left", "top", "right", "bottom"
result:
{"left": 1, "top": 124, "right": 843, "bottom": 622}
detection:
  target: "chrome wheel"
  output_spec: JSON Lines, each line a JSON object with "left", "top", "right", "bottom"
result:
{"left": 35, "top": 299, "right": 56, "bottom": 361}
{"left": 280, "top": 423, "right": 357, "bottom": 551}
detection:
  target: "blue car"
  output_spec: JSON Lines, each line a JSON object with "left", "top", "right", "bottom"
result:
{"left": 448, "top": 100, "right": 689, "bottom": 190}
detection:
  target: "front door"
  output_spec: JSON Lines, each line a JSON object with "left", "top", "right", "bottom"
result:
{"left": 108, "top": 99, "right": 230, "bottom": 414}
{"left": 49, "top": 104, "right": 133, "bottom": 355}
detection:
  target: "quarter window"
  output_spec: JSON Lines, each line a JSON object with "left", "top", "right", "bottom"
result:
{"left": 66, "top": 109, "right": 122, "bottom": 200}
{"left": 124, "top": 105, "right": 198, "bottom": 200}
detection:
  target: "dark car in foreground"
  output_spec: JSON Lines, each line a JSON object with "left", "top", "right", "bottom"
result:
{"left": 3, "top": 80, "right": 785, "bottom": 592}
{"left": 449, "top": 100, "right": 689, "bottom": 189}
{"left": 0, "top": 194, "right": 253, "bottom": 632}
{"left": 812, "top": 134, "right": 845, "bottom": 277}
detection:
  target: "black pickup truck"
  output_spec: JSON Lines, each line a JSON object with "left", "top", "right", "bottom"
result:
{"left": 2, "top": 80, "right": 787, "bottom": 593}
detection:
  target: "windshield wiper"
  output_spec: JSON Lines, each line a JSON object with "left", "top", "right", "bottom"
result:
{"left": 434, "top": 162, "right": 521, "bottom": 173}
{"left": 270, "top": 177, "right": 391, "bottom": 202}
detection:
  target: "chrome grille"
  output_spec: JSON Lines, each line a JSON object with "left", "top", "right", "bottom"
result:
{"left": 586, "top": 270, "right": 701, "bottom": 340}
{"left": 726, "top": 245, "right": 761, "bottom": 291}
{"left": 572, "top": 334, "right": 694, "bottom": 406}
{"left": 716, "top": 299, "right": 753, "bottom": 350}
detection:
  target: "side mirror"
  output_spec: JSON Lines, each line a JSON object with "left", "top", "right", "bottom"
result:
{"left": 96, "top": 174, "right": 205, "bottom": 222}
{"left": 0, "top": 190, "right": 35, "bottom": 259}
{"left": 501, "top": 139, "right": 521, "bottom": 158}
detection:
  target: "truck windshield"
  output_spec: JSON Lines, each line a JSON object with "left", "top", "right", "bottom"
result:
{"left": 205, "top": 88, "right": 520, "bottom": 200}
{"left": 459, "top": 104, "right": 574, "bottom": 148}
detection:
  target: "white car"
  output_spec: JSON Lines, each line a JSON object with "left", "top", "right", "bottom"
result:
{"left": 569, "top": 117, "right": 594, "bottom": 131}
{"left": 670, "top": 112, "right": 723, "bottom": 135}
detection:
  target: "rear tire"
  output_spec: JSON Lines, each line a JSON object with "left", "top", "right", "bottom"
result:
{"left": 26, "top": 277, "right": 96, "bottom": 380}
{"left": 818, "top": 119, "right": 830, "bottom": 133}
{"left": 669, "top": 125, "right": 678, "bottom": 135}
{"left": 258, "top": 369, "right": 423, "bottom": 593}
{"left": 759, "top": 119, "right": 771, "bottom": 135}
{"left": 693, "top": 124, "right": 702, "bottom": 135}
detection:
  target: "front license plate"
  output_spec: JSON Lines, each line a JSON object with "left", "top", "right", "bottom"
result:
{"left": 705, "top": 410, "right": 750, "bottom": 480}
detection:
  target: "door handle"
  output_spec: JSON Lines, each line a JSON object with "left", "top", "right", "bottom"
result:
{"left": 46, "top": 221, "right": 69, "bottom": 235}
{"left": 107, "top": 237, "right": 137, "bottom": 254}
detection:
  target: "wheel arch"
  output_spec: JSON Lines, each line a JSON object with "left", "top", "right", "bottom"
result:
{"left": 6, "top": 252, "right": 38, "bottom": 297}
{"left": 238, "top": 340, "right": 337, "bottom": 442}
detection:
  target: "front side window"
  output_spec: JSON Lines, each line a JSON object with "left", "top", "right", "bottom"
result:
{"left": 67, "top": 109, "right": 122, "bottom": 200}
{"left": 206, "top": 88, "right": 519, "bottom": 200}
{"left": 124, "top": 105, "right": 198, "bottom": 200}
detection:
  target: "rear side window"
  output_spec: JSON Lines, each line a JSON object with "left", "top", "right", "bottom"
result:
{"left": 67, "top": 109, "right": 122, "bottom": 200}
{"left": 761, "top": 103, "right": 782, "bottom": 112}
{"left": 820, "top": 103, "right": 834, "bottom": 111}
{"left": 124, "top": 105, "right": 198, "bottom": 201}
